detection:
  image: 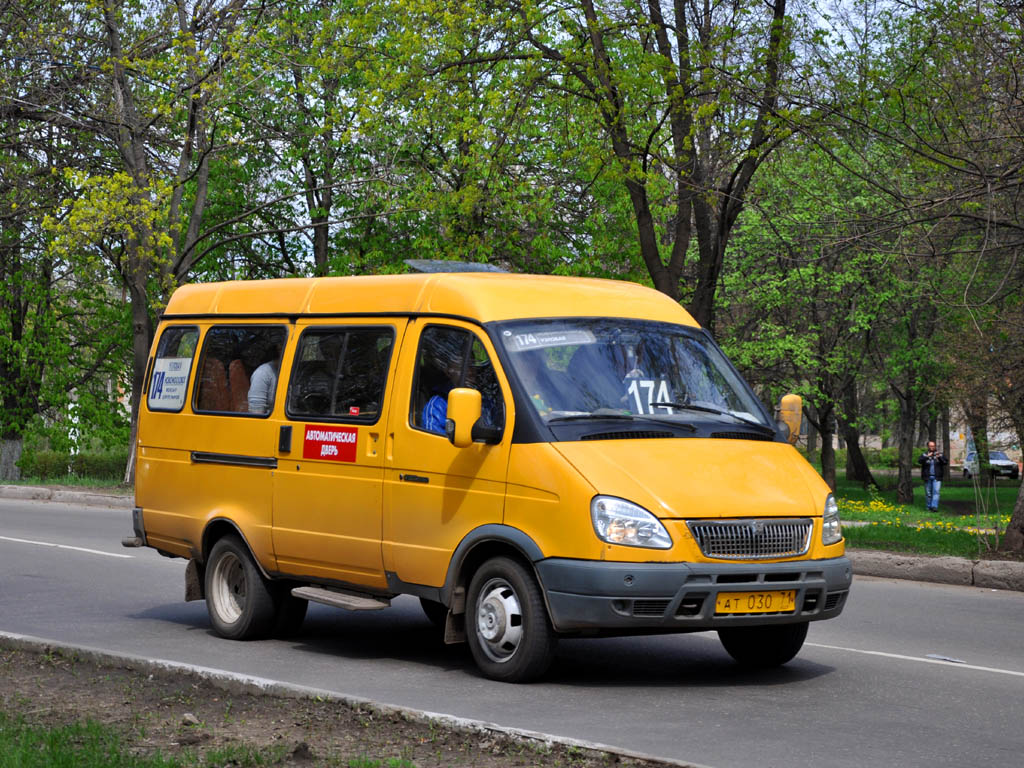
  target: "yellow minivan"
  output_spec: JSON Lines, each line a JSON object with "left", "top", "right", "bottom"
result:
{"left": 125, "top": 272, "right": 851, "bottom": 682}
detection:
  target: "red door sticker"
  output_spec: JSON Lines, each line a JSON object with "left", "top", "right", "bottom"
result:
{"left": 303, "top": 425, "right": 358, "bottom": 462}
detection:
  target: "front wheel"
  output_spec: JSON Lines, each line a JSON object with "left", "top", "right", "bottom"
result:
{"left": 205, "top": 535, "right": 277, "bottom": 640}
{"left": 466, "top": 557, "right": 556, "bottom": 682}
{"left": 718, "top": 622, "right": 808, "bottom": 668}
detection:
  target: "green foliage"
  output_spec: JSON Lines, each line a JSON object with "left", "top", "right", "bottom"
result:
{"left": 0, "top": 712, "right": 176, "bottom": 768}
{"left": 16, "top": 450, "right": 70, "bottom": 481}
{"left": 17, "top": 448, "right": 128, "bottom": 482}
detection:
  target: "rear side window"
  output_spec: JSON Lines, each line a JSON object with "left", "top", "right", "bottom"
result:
{"left": 286, "top": 327, "right": 394, "bottom": 423}
{"left": 194, "top": 326, "right": 288, "bottom": 415}
{"left": 148, "top": 326, "right": 199, "bottom": 412}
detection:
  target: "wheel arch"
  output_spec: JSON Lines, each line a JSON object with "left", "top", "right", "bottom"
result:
{"left": 200, "top": 518, "right": 273, "bottom": 580}
{"left": 440, "top": 525, "right": 546, "bottom": 614}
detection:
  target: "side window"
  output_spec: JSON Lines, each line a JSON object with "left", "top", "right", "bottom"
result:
{"left": 287, "top": 327, "right": 394, "bottom": 422}
{"left": 194, "top": 326, "right": 287, "bottom": 415}
{"left": 411, "top": 326, "right": 505, "bottom": 436}
{"left": 147, "top": 326, "right": 199, "bottom": 412}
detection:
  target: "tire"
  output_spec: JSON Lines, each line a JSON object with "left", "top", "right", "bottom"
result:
{"left": 718, "top": 622, "right": 809, "bottom": 668}
{"left": 205, "top": 535, "right": 277, "bottom": 640}
{"left": 419, "top": 597, "right": 448, "bottom": 629}
{"left": 963, "top": 469, "right": 970, "bottom": 479}
{"left": 466, "top": 557, "right": 556, "bottom": 682}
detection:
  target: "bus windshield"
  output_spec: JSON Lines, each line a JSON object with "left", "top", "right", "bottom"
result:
{"left": 496, "top": 318, "right": 771, "bottom": 428}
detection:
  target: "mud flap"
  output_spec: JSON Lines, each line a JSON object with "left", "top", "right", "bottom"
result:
{"left": 184, "top": 559, "right": 205, "bottom": 602}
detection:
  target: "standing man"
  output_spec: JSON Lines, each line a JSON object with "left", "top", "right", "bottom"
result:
{"left": 918, "top": 440, "right": 947, "bottom": 512}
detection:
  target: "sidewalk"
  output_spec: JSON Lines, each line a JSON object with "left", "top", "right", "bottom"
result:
{"left": 2, "top": 484, "right": 1023, "bottom": 592}
{"left": 0, "top": 483, "right": 133, "bottom": 509}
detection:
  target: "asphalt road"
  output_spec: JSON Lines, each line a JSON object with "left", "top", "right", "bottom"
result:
{"left": 1, "top": 497, "right": 1022, "bottom": 768}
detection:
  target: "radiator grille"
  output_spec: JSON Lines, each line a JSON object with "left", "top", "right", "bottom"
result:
{"left": 687, "top": 518, "right": 812, "bottom": 560}
{"left": 824, "top": 591, "right": 847, "bottom": 611}
{"left": 632, "top": 600, "right": 671, "bottom": 617}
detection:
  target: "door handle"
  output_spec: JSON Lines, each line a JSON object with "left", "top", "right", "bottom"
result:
{"left": 279, "top": 425, "right": 292, "bottom": 453}
{"left": 399, "top": 473, "right": 429, "bottom": 484}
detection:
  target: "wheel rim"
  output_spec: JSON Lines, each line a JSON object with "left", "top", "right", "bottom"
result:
{"left": 210, "top": 551, "right": 246, "bottom": 624}
{"left": 475, "top": 577, "right": 523, "bottom": 664}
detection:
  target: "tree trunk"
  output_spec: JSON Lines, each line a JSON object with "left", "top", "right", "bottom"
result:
{"left": 1000, "top": 473, "right": 1024, "bottom": 551}
{"left": 997, "top": 406, "right": 1024, "bottom": 552}
{"left": 125, "top": 278, "right": 154, "bottom": 485}
{"left": 0, "top": 436, "right": 23, "bottom": 482}
{"left": 817, "top": 404, "right": 836, "bottom": 491}
{"left": 940, "top": 406, "right": 951, "bottom": 481}
{"left": 962, "top": 396, "right": 990, "bottom": 482}
{"left": 839, "top": 416, "right": 877, "bottom": 490}
{"left": 895, "top": 394, "right": 917, "bottom": 504}
{"left": 838, "top": 378, "right": 876, "bottom": 485}
{"left": 820, "top": 427, "right": 836, "bottom": 491}
{"left": 806, "top": 414, "right": 817, "bottom": 455}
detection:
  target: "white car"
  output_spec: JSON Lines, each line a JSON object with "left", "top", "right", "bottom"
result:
{"left": 963, "top": 450, "right": 1020, "bottom": 480}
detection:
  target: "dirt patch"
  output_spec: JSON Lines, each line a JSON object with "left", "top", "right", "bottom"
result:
{"left": 940, "top": 500, "right": 979, "bottom": 516}
{"left": 0, "top": 645, "right": 667, "bottom": 767}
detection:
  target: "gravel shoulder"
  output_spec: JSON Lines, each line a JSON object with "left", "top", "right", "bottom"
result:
{"left": 0, "top": 639, "right": 683, "bottom": 768}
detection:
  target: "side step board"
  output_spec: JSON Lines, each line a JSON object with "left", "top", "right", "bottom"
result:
{"left": 291, "top": 586, "right": 390, "bottom": 612}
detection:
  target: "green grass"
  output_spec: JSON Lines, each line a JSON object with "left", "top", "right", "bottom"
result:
{"left": 4, "top": 475, "right": 131, "bottom": 491}
{"left": 0, "top": 712, "right": 317, "bottom": 768}
{"left": 834, "top": 473, "right": 1019, "bottom": 514}
{"left": 834, "top": 472, "right": 1018, "bottom": 557}
{"left": 842, "top": 521, "right": 1001, "bottom": 558}
{"left": 0, "top": 713, "right": 175, "bottom": 768}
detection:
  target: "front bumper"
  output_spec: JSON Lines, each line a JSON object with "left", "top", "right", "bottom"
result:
{"left": 536, "top": 556, "right": 852, "bottom": 633}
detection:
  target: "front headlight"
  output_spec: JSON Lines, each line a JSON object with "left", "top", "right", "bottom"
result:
{"left": 590, "top": 496, "right": 673, "bottom": 549}
{"left": 822, "top": 493, "right": 842, "bottom": 545}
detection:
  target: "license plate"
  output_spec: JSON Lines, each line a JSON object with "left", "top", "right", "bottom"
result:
{"left": 715, "top": 590, "right": 797, "bottom": 615}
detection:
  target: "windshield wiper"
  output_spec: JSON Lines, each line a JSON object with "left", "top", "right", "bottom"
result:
{"left": 653, "top": 402, "right": 776, "bottom": 435}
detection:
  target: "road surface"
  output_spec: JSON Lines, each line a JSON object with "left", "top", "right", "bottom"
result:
{"left": 1, "top": 497, "right": 1021, "bottom": 767}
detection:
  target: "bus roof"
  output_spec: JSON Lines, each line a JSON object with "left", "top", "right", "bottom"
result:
{"left": 162, "top": 273, "right": 699, "bottom": 327}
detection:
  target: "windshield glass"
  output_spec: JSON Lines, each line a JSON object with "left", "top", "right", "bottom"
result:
{"left": 991, "top": 451, "right": 1008, "bottom": 460}
{"left": 496, "top": 318, "right": 771, "bottom": 427}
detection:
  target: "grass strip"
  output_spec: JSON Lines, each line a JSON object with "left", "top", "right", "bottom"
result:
{"left": 842, "top": 522, "right": 999, "bottom": 559}
{"left": 0, "top": 711, "right": 408, "bottom": 768}
{"left": 0, "top": 712, "right": 175, "bottom": 768}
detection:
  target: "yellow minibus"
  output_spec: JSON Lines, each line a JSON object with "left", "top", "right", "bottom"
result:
{"left": 125, "top": 272, "right": 851, "bottom": 681}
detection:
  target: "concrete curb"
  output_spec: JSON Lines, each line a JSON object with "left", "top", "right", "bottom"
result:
{"left": 848, "top": 549, "right": 1024, "bottom": 592}
{"left": 0, "top": 631, "right": 706, "bottom": 768}
{"left": 0, "top": 484, "right": 133, "bottom": 509}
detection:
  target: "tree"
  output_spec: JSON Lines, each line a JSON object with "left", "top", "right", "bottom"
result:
{"left": 0, "top": 0, "right": 132, "bottom": 479}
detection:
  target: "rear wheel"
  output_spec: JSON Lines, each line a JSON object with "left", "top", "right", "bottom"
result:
{"left": 466, "top": 557, "right": 556, "bottom": 682}
{"left": 718, "top": 622, "right": 808, "bottom": 668}
{"left": 205, "top": 535, "right": 276, "bottom": 640}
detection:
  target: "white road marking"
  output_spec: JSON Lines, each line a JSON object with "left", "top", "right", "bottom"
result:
{"left": 0, "top": 535, "right": 133, "bottom": 559}
{"left": 808, "top": 642, "right": 1024, "bottom": 678}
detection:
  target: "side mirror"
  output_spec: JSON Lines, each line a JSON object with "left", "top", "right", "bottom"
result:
{"left": 446, "top": 388, "right": 482, "bottom": 448}
{"left": 778, "top": 394, "right": 802, "bottom": 445}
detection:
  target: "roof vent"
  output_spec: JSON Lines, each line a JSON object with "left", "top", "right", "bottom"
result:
{"left": 404, "top": 259, "right": 506, "bottom": 273}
